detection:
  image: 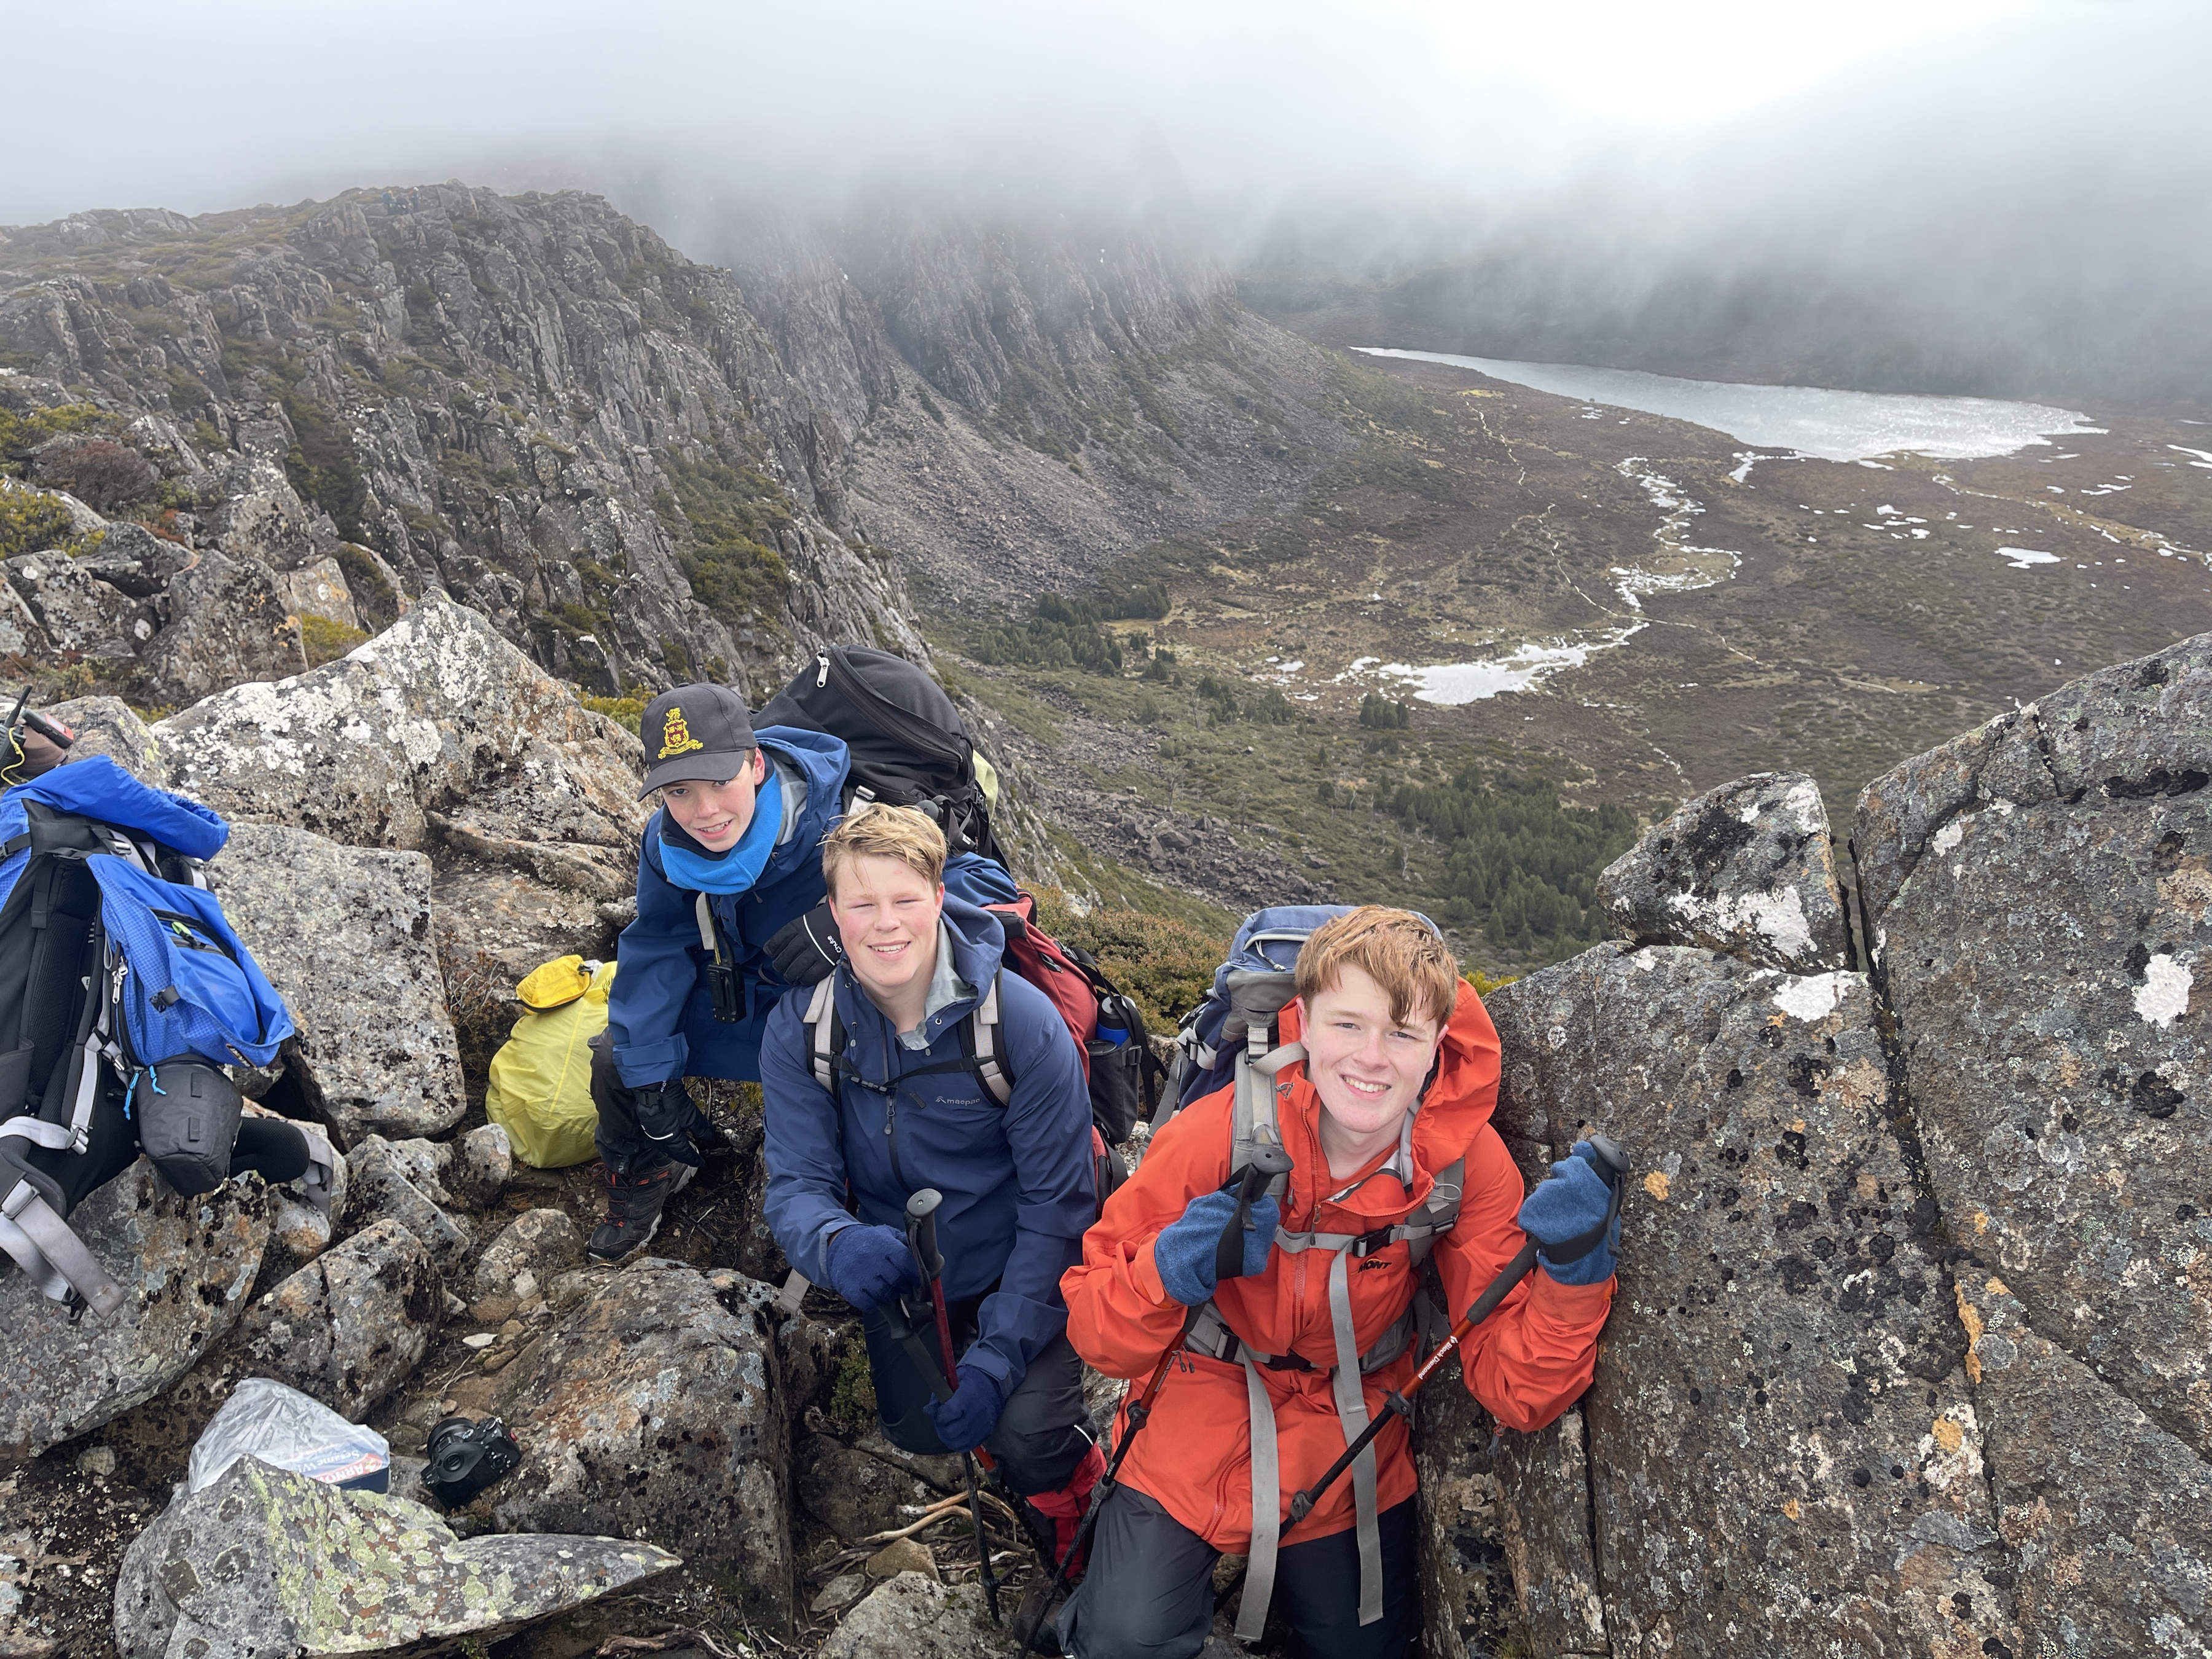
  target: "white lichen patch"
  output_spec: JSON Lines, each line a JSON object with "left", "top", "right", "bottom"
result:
{"left": 1667, "top": 885, "right": 1816, "bottom": 964}
{"left": 2134, "top": 954, "right": 2194, "bottom": 1029}
{"left": 1771, "top": 971, "right": 1847, "bottom": 1022}
{"left": 1932, "top": 820, "right": 1966, "bottom": 856}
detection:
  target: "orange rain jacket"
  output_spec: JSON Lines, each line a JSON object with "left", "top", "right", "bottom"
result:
{"left": 1061, "top": 981, "right": 1614, "bottom": 1553}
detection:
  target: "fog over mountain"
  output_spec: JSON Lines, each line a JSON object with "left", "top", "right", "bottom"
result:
{"left": 12, "top": 1, "right": 2208, "bottom": 404}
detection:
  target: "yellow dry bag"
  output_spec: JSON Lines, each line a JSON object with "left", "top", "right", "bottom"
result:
{"left": 484, "top": 955, "right": 616, "bottom": 1169}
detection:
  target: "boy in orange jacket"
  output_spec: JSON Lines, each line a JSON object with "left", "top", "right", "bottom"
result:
{"left": 1057, "top": 908, "right": 1618, "bottom": 1658}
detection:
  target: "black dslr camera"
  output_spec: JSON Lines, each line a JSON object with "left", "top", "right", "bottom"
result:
{"left": 424, "top": 1414, "right": 521, "bottom": 1506}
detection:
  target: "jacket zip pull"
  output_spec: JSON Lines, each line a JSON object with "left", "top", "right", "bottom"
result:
{"left": 816, "top": 653, "right": 831, "bottom": 688}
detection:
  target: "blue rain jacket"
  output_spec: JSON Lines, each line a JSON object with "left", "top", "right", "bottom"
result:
{"left": 606, "top": 727, "right": 1016, "bottom": 1087}
{"left": 760, "top": 895, "right": 1094, "bottom": 1398}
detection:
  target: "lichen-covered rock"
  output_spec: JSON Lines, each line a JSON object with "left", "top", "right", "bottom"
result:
{"left": 1953, "top": 1271, "right": 2212, "bottom": 1654}
{"left": 1866, "top": 782, "right": 2212, "bottom": 1452}
{"left": 432, "top": 864, "right": 614, "bottom": 989}
{"left": 74, "top": 521, "right": 195, "bottom": 600}
{"left": 2, "top": 551, "right": 141, "bottom": 659}
{"left": 260, "top": 1193, "right": 332, "bottom": 1285}
{"left": 274, "top": 554, "right": 359, "bottom": 629}
{"left": 821, "top": 1571, "right": 1008, "bottom": 1659}
{"left": 1409, "top": 1384, "right": 1521, "bottom": 1659}
{"left": 232, "top": 1217, "right": 442, "bottom": 1418}
{"left": 449, "top": 1122, "right": 513, "bottom": 1209}
{"left": 209, "top": 823, "right": 466, "bottom": 1141}
{"left": 469, "top": 1207, "right": 582, "bottom": 1301}
{"left": 0, "top": 570, "right": 48, "bottom": 656}
{"left": 138, "top": 547, "right": 308, "bottom": 702}
{"left": 111, "top": 1454, "right": 678, "bottom": 1659}
{"left": 45, "top": 695, "right": 166, "bottom": 785}
{"left": 342, "top": 1138, "right": 472, "bottom": 1276}
{"left": 153, "top": 598, "right": 648, "bottom": 890}
{"left": 0, "top": 1163, "right": 269, "bottom": 1462}
{"left": 1598, "top": 771, "right": 1851, "bottom": 973}
{"left": 1476, "top": 945, "right": 2016, "bottom": 1657}
{"left": 490, "top": 1259, "right": 792, "bottom": 1620}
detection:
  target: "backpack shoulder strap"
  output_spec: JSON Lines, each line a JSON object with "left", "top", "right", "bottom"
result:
{"left": 963, "top": 971, "right": 1012, "bottom": 1106}
{"left": 803, "top": 976, "right": 841, "bottom": 1094}
{"left": 1231, "top": 1040, "right": 1299, "bottom": 1200}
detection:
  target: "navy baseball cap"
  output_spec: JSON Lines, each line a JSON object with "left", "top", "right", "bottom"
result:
{"left": 637, "top": 684, "right": 757, "bottom": 798}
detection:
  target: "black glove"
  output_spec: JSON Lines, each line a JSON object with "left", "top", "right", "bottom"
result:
{"left": 628, "top": 1078, "right": 707, "bottom": 1163}
{"left": 766, "top": 902, "right": 843, "bottom": 987}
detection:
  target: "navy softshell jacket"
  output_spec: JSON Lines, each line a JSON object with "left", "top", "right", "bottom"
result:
{"left": 760, "top": 895, "right": 1094, "bottom": 1398}
{"left": 606, "top": 726, "right": 1016, "bottom": 1088}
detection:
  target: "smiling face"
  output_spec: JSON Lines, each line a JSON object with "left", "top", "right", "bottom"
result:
{"left": 660, "top": 749, "right": 767, "bottom": 852}
{"left": 828, "top": 852, "right": 947, "bottom": 1016}
{"left": 1298, "top": 963, "right": 1445, "bottom": 1155}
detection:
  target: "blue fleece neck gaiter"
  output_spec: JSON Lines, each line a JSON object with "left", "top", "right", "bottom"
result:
{"left": 659, "top": 772, "right": 785, "bottom": 895}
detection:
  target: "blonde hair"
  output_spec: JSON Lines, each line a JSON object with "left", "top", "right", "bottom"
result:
{"left": 1295, "top": 906, "right": 1461, "bottom": 1030}
{"left": 821, "top": 802, "right": 948, "bottom": 898}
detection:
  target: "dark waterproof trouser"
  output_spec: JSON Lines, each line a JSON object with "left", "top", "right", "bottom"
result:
{"left": 22, "top": 1083, "right": 312, "bottom": 1216}
{"left": 590, "top": 1043, "right": 715, "bottom": 1177}
{"left": 1057, "top": 1486, "right": 1419, "bottom": 1659}
{"left": 864, "top": 1287, "right": 1094, "bottom": 1499}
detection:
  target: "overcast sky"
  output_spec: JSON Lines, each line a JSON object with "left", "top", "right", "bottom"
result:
{"left": 10, "top": 0, "right": 2195, "bottom": 236}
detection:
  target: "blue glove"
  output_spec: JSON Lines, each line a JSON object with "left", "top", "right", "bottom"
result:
{"left": 1516, "top": 1142, "right": 1620, "bottom": 1286}
{"left": 1153, "top": 1190, "right": 1281, "bottom": 1308}
{"left": 925, "top": 1362, "right": 1007, "bottom": 1453}
{"left": 825, "top": 1224, "right": 921, "bottom": 1311}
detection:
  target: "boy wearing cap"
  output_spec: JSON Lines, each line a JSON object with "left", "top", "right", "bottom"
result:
{"left": 590, "top": 683, "right": 1016, "bottom": 1261}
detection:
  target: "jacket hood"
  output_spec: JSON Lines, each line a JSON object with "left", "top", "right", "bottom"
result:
{"left": 4, "top": 755, "right": 229, "bottom": 861}
{"left": 1275, "top": 978, "right": 1501, "bottom": 1226}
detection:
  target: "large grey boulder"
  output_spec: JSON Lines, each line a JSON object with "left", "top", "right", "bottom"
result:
{"left": 2, "top": 550, "right": 141, "bottom": 659}
{"left": 1597, "top": 771, "right": 1851, "bottom": 973}
{"left": 112, "top": 1454, "right": 678, "bottom": 1659}
{"left": 139, "top": 547, "right": 308, "bottom": 702}
{"left": 340, "top": 1138, "right": 472, "bottom": 1276}
{"left": 1854, "top": 632, "right": 2212, "bottom": 1655}
{"left": 490, "top": 1259, "right": 793, "bottom": 1621}
{"left": 0, "top": 1163, "right": 269, "bottom": 1462}
{"left": 230, "top": 1217, "right": 442, "bottom": 1418}
{"left": 274, "top": 554, "right": 358, "bottom": 629}
{"left": 822, "top": 1572, "right": 1010, "bottom": 1659}
{"left": 45, "top": 695, "right": 166, "bottom": 784}
{"left": 153, "top": 598, "right": 648, "bottom": 895}
{"left": 1955, "top": 1271, "right": 2212, "bottom": 1653}
{"left": 0, "top": 570, "right": 47, "bottom": 656}
{"left": 209, "top": 823, "right": 466, "bottom": 1142}
{"left": 1447, "top": 945, "right": 2017, "bottom": 1658}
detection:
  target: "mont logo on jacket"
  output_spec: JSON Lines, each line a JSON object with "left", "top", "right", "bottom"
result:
{"left": 1061, "top": 979, "right": 1615, "bottom": 1557}
{"left": 760, "top": 895, "right": 1096, "bottom": 1402}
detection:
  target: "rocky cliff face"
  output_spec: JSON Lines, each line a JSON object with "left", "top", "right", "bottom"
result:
{"left": 1, "top": 187, "right": 1349, "bottom": 707}
{"left": 0, "top": 187, "right": 925, "bottom": 698}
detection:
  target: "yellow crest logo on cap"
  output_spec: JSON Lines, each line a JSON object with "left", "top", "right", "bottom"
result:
{"left": 657, "top": 706, "right": 706, "bottom": 760}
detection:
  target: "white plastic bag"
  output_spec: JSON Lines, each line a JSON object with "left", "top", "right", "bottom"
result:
{"left": 187, "top": 1377, "right": 390, "bottom": 1493}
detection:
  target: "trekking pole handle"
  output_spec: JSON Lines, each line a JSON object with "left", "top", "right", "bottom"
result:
{"left": 1215, "top": 1140, "right": 1293, "bottom": 1284}
{"left": 906, "top": 1187, "right": 944, "bottom": 1281}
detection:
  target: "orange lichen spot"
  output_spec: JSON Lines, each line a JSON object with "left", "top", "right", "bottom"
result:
{"left": 1956, "top": 1285, "right": 1986, "bottom": 1383}
{"left": 1932, "top": 1416, "right": 1964, "bottom": 1454}
{"left": 1985, "top": 1276, "right": 2009, "bottom": 1299}
{"left": 1783, "top": 1499, "right": 1803, "bottom": 1521}
{"left": 1973, "top": 1212, "right": 1991, "bottom": 1234}
{"left": 1643, "top": 1171, "right": 1672, "bottom": 1202}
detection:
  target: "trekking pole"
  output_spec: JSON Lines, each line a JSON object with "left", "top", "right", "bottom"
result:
{"left": 1011, "top": 1140, "right": 1295, "bottom": 1650}
{"left": 906, "top": 1188, "right": 1002, "bottom": 1624}
{"left": 1278, "top": 1135, "right": 1630, "bottom": 1539}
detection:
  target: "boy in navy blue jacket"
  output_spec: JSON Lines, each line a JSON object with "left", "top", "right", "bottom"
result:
{"left": 761, "top": 804, "right": 1108, "bottom": 1565}
{"left": 590, "top": 684, "right": 1014, "bottom": 1261}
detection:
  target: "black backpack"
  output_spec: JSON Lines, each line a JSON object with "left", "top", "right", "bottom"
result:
{"left": 754, "top": 648, "right": 1002, "bottom": 864}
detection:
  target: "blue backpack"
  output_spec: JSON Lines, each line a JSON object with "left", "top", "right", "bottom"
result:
{"left": 0, "top": 757, "right": 296, "bottom": 1317}
{"left": 1159, "top": 905, "right": 1360, "bottom": 1123}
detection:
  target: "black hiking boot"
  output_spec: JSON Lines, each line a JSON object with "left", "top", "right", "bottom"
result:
{"left": 586, "top": 1161, "right": 694, "bottom": 1263}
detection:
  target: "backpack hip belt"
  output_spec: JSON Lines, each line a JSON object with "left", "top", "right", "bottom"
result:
{"left": 1187, "top": 1042, "right": 1465, "bottom": 1641}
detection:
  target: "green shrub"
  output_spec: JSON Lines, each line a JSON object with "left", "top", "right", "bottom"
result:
{"left": 660, "top": 451, "right": 791, "bottom": 625}
{"left": 299, "top": 613, "right": 369, "bottom": 668}
{"left": 0, "top": 488, "right": 87, "bottom": 559}
{"left": 578, "top": 686, "right": 649, "bottom": 734}
{"left": 1359, "top": 692, "right": 1411, "bottom": 730}
{"left": 1029, "top": 890, "right": 1228, "bottom": 1029}
{"left": 0, "top": 404, "right": 119, "bottom": 475}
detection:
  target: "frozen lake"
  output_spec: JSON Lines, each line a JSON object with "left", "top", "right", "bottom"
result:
{"left": 1354, "top": 348, "right": 2103, "bottom": 463}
